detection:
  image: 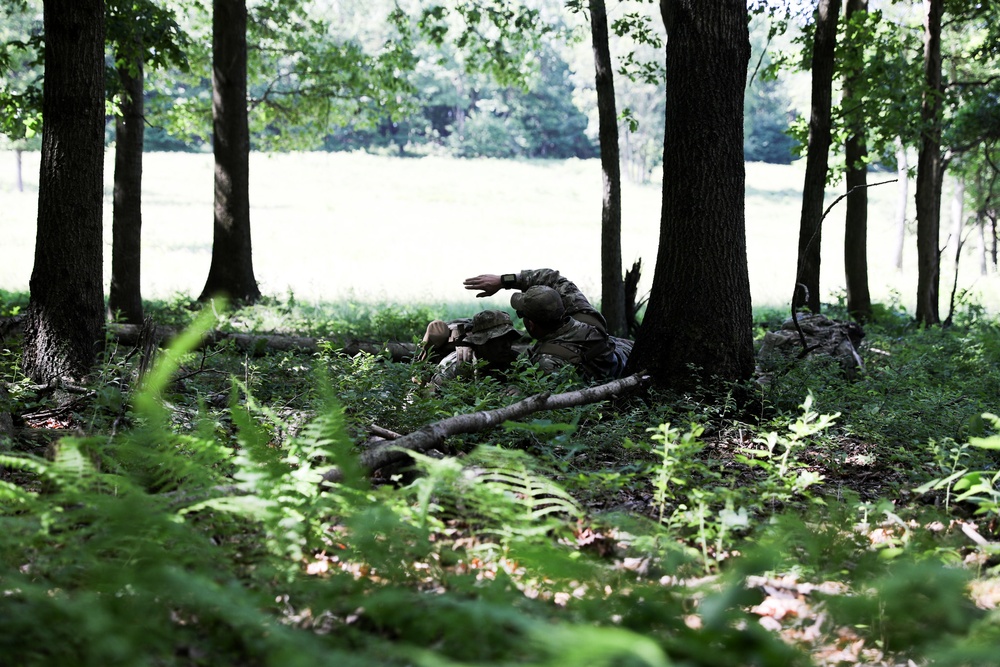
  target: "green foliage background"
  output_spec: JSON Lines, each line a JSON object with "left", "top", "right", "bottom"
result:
{"left": 3, "top": 298, "right": 1000, "bottom": 665}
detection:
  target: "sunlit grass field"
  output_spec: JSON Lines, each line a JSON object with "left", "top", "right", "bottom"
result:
{"left": 2, "top": 150, "right": 998, "bottom": 317}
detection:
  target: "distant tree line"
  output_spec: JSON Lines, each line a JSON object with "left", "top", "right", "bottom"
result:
{"left": 137, "top": 12, "right": 799, "bottom": 167}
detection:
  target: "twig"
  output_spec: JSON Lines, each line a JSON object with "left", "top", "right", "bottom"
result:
{"left": 790, "top": 284, "right": 822, "bottom": 358}
{"left": 793, "top": 178, "right": 898, "bottom": 312}
{"left": 821, "top": 178, "right": 898, "bottom": 224}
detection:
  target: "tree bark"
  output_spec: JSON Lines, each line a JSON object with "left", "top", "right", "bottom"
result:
{"left": 22, "top": 0, "right": 106, "bottom": 384}
{"left": 199, "top": 0, "right": 261, "bottom": 304}
{"left": 843, "top": 0, "right": 871, "bottom": 322}
{"left": 793, "top": 0, "right": 842, "bottom": 314}
{"left": 915, "top": 0, "right": 944, "bottom": 326}
{"left": 626, "top": 0, "right": 754, "bottom": 390}
{"left": 590, "top": 0, "right": 626, "bottom": 337}
{"left": 109, "top": 51, "right": 146, "bottom": 325}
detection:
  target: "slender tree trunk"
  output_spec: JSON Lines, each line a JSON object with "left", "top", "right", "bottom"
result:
{"left": 947, "top": 175, "right": 964, "bottom": 268}
{"left": 992, "top": 214, "right": 998, "bottom": 272}
{"left": 15, "top": 148, "right": 23, "bottom": 193}
{"left": 893, "top": 139, "right": 909, "bottom": 271}
{"left": 976, "top": 214, "right": 987, "bottom": 276}
{"left": 199, "top": 0, "right": 261, "bottom": 304}
{"left": 843, "top": 0, "right": 871, "bottom": 322}
{"left": 109, "top": 53, "right": 145, "bottom": 324}
{"left": 626, "top": 0, "right": 753, "bottom": 390}
{"left": 793, "top": 0, "right": 841, "bottom": 314}
{"left": 590, "top": 0, "right": 626, "bottom": 336}
{"left": 23, "top": 0, "right": 106, "bottom": 383}
{"left": 915, "top": 0, "right": 944, "bottom": 326}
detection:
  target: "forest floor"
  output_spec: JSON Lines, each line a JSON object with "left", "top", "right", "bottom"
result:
{"left": 3, "top": 299, "right": 1000, "bottom": 666}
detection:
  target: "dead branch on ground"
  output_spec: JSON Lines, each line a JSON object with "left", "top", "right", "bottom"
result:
{"left": 322, "top": 372, "right": 651, "bottom": 484}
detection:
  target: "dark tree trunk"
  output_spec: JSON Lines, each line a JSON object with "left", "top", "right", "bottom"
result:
{"left": 915, "top": 0, "right": 943, "bottom": 326}
{"left": 843, "top": 0, "right": 871, "bottom": 322}
{"left": 626, "top": 0, "right": 753, "bottom": 390}
{"left": 199, "top": 0, "right": 261, "bottom": 304}
{"left": 792, "top": 0, "right": 841, "bottom": 314}
{"left": 992, "top": 214, "right": 998, "bottom": 272}
{"left": 22, "top": 0, "right": 106, "bottom": 384}
{"left": 590, "top": 0, "right": 626, "bottom": 337}
{"left": 108, "top": 53, "right": 145, "bottom": 324}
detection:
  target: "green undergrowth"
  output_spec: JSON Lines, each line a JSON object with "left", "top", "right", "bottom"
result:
{"left": 1, "top": 295, "right": 999, "bottom": 665}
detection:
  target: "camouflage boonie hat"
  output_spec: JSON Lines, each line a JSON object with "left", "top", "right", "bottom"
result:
{"left": 511, "top": 285, "right": 565, "bottom": 324}
{"left": 461, "top": 310, "right": 522, "bottom": 346}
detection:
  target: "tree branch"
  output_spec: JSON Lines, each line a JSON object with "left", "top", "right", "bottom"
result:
{"left": 323, "top": 372, "right": 651, "bottom": 482}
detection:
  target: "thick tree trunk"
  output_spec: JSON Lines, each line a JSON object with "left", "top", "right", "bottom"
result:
{"left": 590, "top": 0, "right": 626, "bottom": 337}
{"left": 22, "top": 0, "right": 106, "bottom": 384}
{"left": 915, "top": 0, "right": 944, "bottom": 326}
{"left": 793, "top": 0, "right": 841, "bottom": 314}
{"left": 893, "top": 139, "right": 909, "bottom": 271}
{"left": 199, "top": 0, "right": 261, "bottom": 304}
{"left": 843, "top": 0, "right": 871, "bottom": 322}
{"left": 109, "top": 54, "right": 146, "bottom": 325}
{"left": 626, "top": 0, "right": 753, "bottom": 390}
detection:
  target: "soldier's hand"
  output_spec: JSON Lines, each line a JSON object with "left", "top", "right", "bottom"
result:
{"left": 464, "top": 274, "right": 502, "bottom": 297}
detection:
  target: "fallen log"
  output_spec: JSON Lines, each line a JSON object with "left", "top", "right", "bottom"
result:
{"left": 0, "top": 316, "right": 417, "bottom": 361}
{"left": 111, "top": 323, "right": 418, "bottom": 361}
{"left": 323, "top": 371, "right": 651, "bottom": 483}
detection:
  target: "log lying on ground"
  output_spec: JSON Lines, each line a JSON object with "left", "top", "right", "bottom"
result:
{"left": 110, "top": 323, "right": 418, "bottom": 360}
{"left": 323, "top": 372, "right": 651, "bottom": 483}
{"left": 0, "top": 317, "right": 417, "bottom": 361}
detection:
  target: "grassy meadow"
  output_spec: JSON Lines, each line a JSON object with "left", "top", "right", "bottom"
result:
{"left": 2, "top": 150, "right": 998, "bottom": 317}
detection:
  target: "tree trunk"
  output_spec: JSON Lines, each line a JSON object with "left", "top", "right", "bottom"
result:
{"left": 626, "top": 0, "right": 753, "bottom": 390}
{"left": 947, "top": 175, "right": 964, "bottom": 269}
{"left": 15, "top": 148, "right": 23, "bottom": 193}
{"left": 108, "top": 52, "right": 145, "bottom": 325}
{"left": 792, "top": 0, "right": 841, "bottom": 314}
{"left": 199, "top": 0, "right": 261, "bottom": 304}
{"left": 590, "top": 0, "right": 626, "bottom": 337}
{"left": 976, "top": 214, "right": 987, "bottom": 276}
{"left": 993, "top": 214, "right": 998, "bottom": 272}
{"left": 914, "top": 0, "right": 944, "bottom": 326}
{"left": 893, "top": 139, "right": 908, "bottom": 271}
{"left": 22, "top": 0, "right": 106, "bottom": 384}
{"left": 843, "top": 0, "right": 871, "bottom": 322}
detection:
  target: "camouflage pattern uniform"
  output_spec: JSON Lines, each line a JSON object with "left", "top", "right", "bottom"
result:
{"left": 531, "top": 318, "right": 627, "bottom": 379}
{"left": 510, "top": 268, "right": 608, "bottom": 331}
{"left": 429, "top": 311, "right": 525, "bottom": 386}
{"left": 508, "top": 270, "right": 632, "bottom": 379}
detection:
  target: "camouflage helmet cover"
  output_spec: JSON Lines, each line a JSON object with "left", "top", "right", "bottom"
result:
{"left": 462, "top": 310, "right": 523, "bottom": 346}
{"left": 510, "top": 285, "right": 566, "bottom": 324}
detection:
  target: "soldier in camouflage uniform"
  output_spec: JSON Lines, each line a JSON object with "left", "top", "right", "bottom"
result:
{"left": 464, "top": 269, "right": 632, "bottom": 380}
{"left": 417, "top": 317, "right": 472, "bottom": 364}
{"left": 425, "top": 310, "right": 525, "bottom": 386}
